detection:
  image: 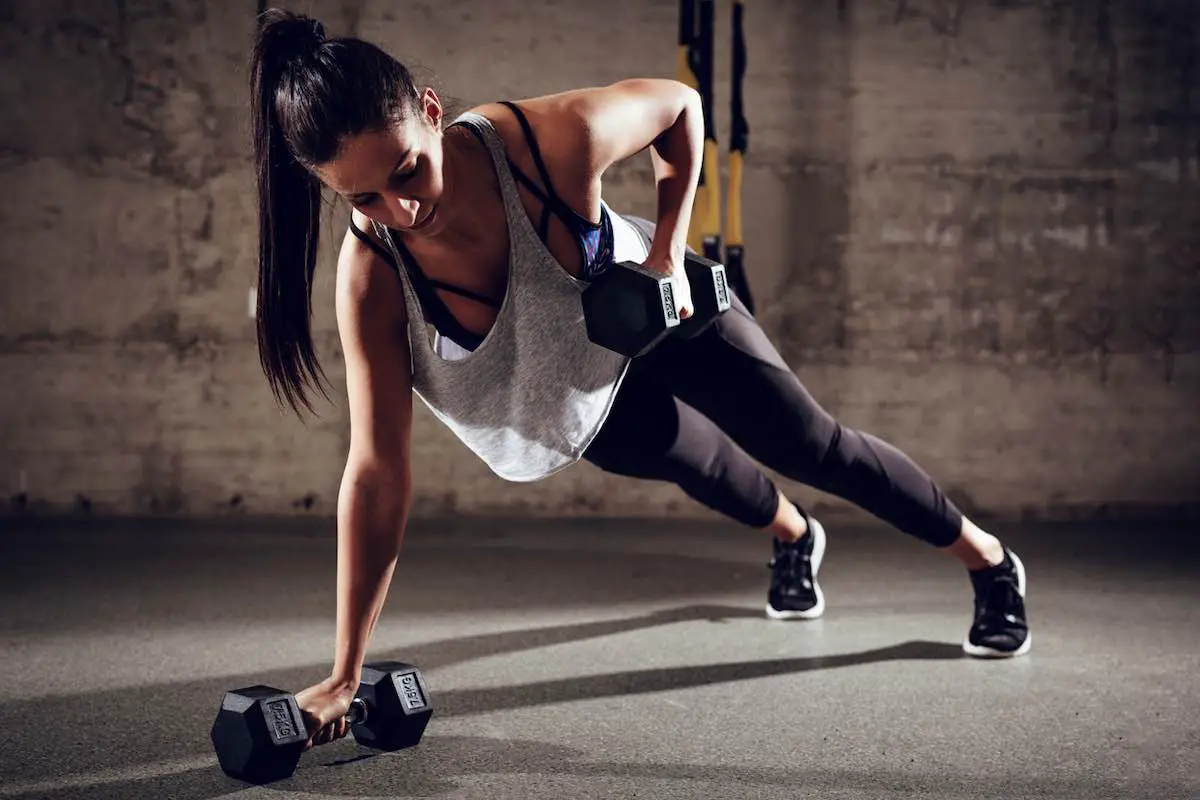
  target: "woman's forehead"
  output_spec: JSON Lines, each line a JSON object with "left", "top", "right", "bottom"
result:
{"left": 316, "top": 126, "right": 413, "bottom": 192}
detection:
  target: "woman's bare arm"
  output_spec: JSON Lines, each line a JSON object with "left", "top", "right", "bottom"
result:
{"left": 328, "top": 212, "right": 415, "bottom": 687}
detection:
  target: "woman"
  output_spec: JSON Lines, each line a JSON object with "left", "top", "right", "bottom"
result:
{"left": 249, "top": 9, "right": 1031, "bottom": 750}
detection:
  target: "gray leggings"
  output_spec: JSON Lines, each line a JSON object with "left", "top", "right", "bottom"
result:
{"left": 582, "top": 292, "right": 964, "bottom": 547}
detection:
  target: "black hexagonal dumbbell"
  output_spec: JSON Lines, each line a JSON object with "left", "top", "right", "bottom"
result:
{"left": 211, "top": 661, "right": 433, "bottom": 784}
{"left": 349, "top": 661, "right": 433, "bottom": 750}
{"left": 582, "top": 258, "right": 682, "bottom": 357}
{"left": 674, "top": 251, "right": 732, "bottom": 340}
{"left": 582, "top": 252, "right": 732, "bottom": 357}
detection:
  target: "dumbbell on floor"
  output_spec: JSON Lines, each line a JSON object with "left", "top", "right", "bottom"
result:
{"left": 582, "top": 251, "right": 732, "bottom": 357}
{"left": 211, "top": 661, "right": 433, "bottom": 784}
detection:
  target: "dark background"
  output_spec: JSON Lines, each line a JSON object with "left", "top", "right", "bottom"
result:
{"left": 1, "top": 0, "right": 1196, "bottom": 522}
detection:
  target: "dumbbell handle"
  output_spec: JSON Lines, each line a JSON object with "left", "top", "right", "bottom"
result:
{"left": 343, "top": 697, "right": 369, "bottom": 726}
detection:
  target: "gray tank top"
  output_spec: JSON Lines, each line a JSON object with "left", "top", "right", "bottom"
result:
{"left": 372, "top": 110, "right": 656, "bottom": 482}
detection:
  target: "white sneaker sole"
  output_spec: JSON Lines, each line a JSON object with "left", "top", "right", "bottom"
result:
{"left": 962, "top": 549, "right": 1032, "bottom": 658}
{"left": 765, "top": 516, "right": 826, "bottom": 620}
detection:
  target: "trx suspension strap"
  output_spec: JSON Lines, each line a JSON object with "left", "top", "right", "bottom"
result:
{"left": 679, "top": 1, "right": 722, "bottom": 264}
{"left": 726, "top": 0, "right": 755, "bottom": 313}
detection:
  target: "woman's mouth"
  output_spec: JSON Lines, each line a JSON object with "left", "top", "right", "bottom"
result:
{"left": 411, "top": 204, "right": 438, "bottom": 231}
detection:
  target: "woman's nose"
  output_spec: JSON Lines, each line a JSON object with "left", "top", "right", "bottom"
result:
{"left": 386, "top": 196, "right": 421, "bottom": 226}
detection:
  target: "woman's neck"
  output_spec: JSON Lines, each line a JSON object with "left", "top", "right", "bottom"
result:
{"left": 416, "top": 124, "right": 501, "bottom": 254}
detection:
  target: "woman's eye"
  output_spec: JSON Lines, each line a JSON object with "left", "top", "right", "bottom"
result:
{"left": 394, "top": 165, "right": 418, "bottom": 182}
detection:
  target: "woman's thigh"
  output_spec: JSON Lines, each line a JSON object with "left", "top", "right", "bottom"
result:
{"left": 647, "top": 295, "right": 842, "bottom": 474}
{"left": 582, "top": 359, "right": 778, "bottom": 527}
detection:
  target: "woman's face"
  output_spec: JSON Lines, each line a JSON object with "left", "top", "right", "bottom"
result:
{"left": 316, "top": 88, "right": 450, "bottom": 236}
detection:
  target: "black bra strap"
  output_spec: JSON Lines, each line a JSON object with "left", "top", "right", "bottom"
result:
{"left": 426, "top": 279, "right": 504, "bottom": 308}
{"left": 499, "top": 101, "right": 559, "bottom": 201}
{"left": 508, "top": 162, "right": 550, "bottom": 205}
{"left": 348, "top": 222, "right": 502, "bottom": 309}
{"left": 500, "top": 101, "right": 603, "bottom": 242}
{"left": 347, "top": 221, "right": 398, "bottom": 272}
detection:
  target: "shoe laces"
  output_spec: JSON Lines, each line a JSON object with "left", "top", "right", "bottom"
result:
{"left": 769, "top": 544, "right": 811, "bottom": 586}
{"left": 975, "top": 574, "right": 1023, "bottom": 632}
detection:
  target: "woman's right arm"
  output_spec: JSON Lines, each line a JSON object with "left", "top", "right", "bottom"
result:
{"left": 328, "top": 214, "right": 415, "bottom": 689}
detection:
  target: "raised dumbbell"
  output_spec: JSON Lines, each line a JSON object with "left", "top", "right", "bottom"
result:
{"left": 674, "top": 251, "right": 732, "bottom": 339}
{"left": 582, "top": 252, "right": 732, "bottom": 357}
{"left": 582, "top": 258, "right": 682, "bottom": 357}
{"left": 211, "top": 661, "right": 433, "bottom": 784}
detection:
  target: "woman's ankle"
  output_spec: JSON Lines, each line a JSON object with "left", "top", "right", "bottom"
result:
{"left": 946, "top": 516, "right": 1005, "bottom": 570}
{"left": 767, "top": 493, "right": 809, "bottom": 542}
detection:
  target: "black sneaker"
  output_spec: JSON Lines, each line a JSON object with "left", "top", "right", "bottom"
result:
{"left": 963, "top": 548, "right": 1031, "bottom": 658}
{"left": 765, "top": 513, "right": 826, "bottom": 620}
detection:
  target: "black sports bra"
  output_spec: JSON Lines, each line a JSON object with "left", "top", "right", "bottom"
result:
{"left": 348, "top": 101, "right": 614, "bottom": 351}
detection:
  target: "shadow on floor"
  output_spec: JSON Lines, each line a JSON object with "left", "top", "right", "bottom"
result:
{"left": 426, "top": 637, "right": 964, "bottom": 719}
{"left": 6, "top": 730, "right": 1187, "bottom": 800}
{"left": 0, "top": 605, "right": 968, "bottom": 797}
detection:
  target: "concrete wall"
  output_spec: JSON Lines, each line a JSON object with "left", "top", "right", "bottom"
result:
{"left": 1, "top": 0, "right": 1197, "bottom": 522}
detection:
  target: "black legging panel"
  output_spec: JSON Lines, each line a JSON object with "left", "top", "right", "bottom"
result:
{"left": 583, "top": 294, "right": 964, "bottom": 547}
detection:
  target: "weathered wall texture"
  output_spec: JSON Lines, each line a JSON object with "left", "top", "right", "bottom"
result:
{"left": 1, "top": 0, "right": 1197, "bottom": 522}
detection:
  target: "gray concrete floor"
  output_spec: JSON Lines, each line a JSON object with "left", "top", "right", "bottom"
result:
{"left": 0, "top": 514, "right": 1197, "bottom": 799}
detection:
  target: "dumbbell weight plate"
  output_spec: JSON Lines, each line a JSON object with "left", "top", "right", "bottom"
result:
{"left": 582, "top": 260, "right": 682, "bottom": 357}
{"left": 211, "top": 685, "right": 309, "bottom": 784}
{"left": 352, "top": 661, "right": 435, "bottom": 751}
{"left": 675, "top": 252, "right": 732, "bottom": 339}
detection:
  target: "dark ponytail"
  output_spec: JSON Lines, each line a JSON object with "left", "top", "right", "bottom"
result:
{"left": 250, "top": 8, "right": 421, "bottom": 416}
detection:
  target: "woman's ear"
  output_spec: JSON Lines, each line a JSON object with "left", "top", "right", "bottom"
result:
{"left": 420, "top": 87, "right": 444, "bottom": 129}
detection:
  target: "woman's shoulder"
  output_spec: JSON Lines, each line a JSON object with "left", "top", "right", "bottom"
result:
{"left": 461, "top": 95, "right": 597, "bottom": 207}
{"left": 463, "top": 93, "right": 579, "bottom": 136}
{"left": 463, "top": 97, "right": 582, "bottom": 155}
